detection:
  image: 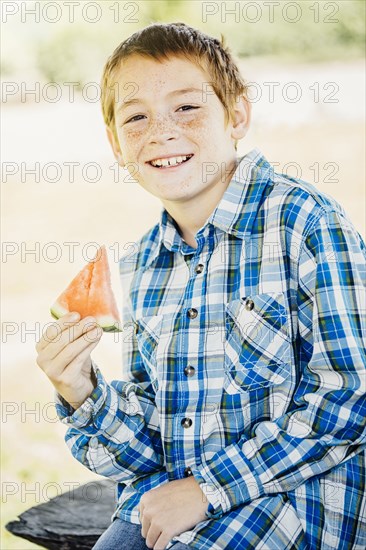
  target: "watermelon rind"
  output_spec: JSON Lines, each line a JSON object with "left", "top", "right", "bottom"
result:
{"left": 50, "top": 304, "right": 122, "bottom": 333}
{"left": 50, "top": 303, "right": 68, "bottom": 320}
{"left": 102, "top": 324, "right": 123, "bottom": 333}
{"left": 93, "top": 316, "right": 123, "bottom": 333}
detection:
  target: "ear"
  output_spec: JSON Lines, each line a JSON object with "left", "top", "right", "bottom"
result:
{"left": 106, "top": 126, "right": 125, "bottom": 167}
{"left": 230, "top": 95, "right": 251, "bottom": 142}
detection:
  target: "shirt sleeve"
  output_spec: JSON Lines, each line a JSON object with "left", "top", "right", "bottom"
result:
{"left": 55, "top": 300, "right": 167, "bottom": 484}
{"left": 191, "top": 209, "right": 366, "bottom": 519}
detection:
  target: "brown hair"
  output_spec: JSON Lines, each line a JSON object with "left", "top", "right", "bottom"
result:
{"left": 100, "top": 22, "right": 249, "bottom": 146}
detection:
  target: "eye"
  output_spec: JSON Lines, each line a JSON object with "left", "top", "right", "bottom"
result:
{"left": 177, "top": 105, "right": 199, "bottom": 112}
{"left": 125, "top": 114, "right": 145, "bottom": 124}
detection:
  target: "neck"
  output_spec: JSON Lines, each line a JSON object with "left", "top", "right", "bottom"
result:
{"left": 161, "top": 156, "right": 238, "bottom": 249}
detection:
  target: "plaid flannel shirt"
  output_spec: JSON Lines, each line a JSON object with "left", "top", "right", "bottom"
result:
{"left": 56, "top": 148, "right": 366, "bottom": 549}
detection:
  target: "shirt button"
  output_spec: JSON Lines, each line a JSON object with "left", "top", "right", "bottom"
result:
{"left": 184, "top": 467, "right": 193, "bottom": 477}
{"left": 245, "top": 298, "right": 254, "bottom": 311}
{"left": 187, "top": 308, "right": 198, "bottom": 319}
{"left": 195, "top": 264, "right": 204, "bottom": 274}
{"left": 184, "top": 365, "right": 196, "bottom": 377}
{"left": 90, "top": 437, "right": 99, "bottom": 449}
{"left": 181, "top": 417, "right": 192, "bottom": 428}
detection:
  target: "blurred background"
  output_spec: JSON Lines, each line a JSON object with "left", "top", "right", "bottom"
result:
{"left": 1, "top": 1, "right": 365, "bottom": 547}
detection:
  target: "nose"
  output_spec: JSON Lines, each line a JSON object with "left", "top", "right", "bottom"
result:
{"left": 148, "top": 114, "right": 179, "bottom": 144}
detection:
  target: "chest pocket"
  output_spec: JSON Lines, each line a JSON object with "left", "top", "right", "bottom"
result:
{"left": 224, "top": 291, "right": 292, "bottom": 392}
{"left": 135, "top": 314, "right": 164, "bottom": 392}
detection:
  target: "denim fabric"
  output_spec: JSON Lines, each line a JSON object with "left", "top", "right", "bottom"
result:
{"left": 92, "top": 517, "right": 191, "bottom": 549}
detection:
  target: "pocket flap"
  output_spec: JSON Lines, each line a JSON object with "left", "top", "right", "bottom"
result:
{"left": 224, "top": 292, "right": 292, "bottom": 391}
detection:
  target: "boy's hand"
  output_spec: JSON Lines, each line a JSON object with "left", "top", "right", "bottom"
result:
{"left": 36, "top": 312, "right": 102, "bottom": 409}
{"left": 138, "top": 476, "right": 208, "bottom": 550}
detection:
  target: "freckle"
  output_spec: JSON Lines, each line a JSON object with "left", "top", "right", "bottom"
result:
{"left": 127, "top": 129, "right": 144, "bottom": 139}
{"left": 184, "top": 120, "right": 200, "bottom": 129}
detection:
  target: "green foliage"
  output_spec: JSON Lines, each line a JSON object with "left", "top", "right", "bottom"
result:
{"left": 197, "top": 0, "right": 366, "bottom": 61}
{"left": 4, "top": 1, "right": 366, "bottom": 83}
{"left": 36, "top": 27, "right": 117, "bottom": 87}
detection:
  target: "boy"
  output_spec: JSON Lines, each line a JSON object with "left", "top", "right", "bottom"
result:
{"left": 36, "top": 22, "right": 366, "bottom": 550}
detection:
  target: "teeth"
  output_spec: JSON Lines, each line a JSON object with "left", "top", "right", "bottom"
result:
{"left": 150, "top": 155, "right": 191, "bottom": 167}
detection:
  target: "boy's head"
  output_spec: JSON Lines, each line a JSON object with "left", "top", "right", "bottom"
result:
{"left": 101, "top": 22, "right": 250, "bottom": 148}
{"left": 100, "top": 22, "right": 251, "bottom": 207}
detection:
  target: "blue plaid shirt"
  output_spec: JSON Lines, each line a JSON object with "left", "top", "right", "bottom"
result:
{"left": 56, "top": 149, "right": 366, "bottom": 549}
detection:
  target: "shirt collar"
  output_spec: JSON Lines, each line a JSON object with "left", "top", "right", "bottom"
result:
{"left": 143, "top": 148, "right": 273, "bottom": 269}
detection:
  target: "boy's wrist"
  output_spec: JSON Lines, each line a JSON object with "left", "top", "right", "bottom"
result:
{"left": 58, "top": 375, "right": 97, "bottom": 411}
{"left": 54, "top": 363, "right": 108, "bottom": 429}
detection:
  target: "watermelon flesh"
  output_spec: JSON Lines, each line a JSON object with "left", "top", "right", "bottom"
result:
{"left": 50, "top": 245, "right": 121, "bottom": 332}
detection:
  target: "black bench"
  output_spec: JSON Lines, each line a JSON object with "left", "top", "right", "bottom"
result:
{"left": 6, "top": 479, "right": 116, "bottom": 550}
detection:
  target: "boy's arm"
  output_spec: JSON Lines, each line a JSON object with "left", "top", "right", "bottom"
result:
{"left": 55, "top": 299, "right": 167, "bottom": 484}
{"left": 190, "top": 209, "right": 366, "bottom": 519}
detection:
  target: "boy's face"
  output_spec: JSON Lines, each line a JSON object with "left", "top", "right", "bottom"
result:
{"left": 107, "top": 54, "right": 250, "bottom": 206}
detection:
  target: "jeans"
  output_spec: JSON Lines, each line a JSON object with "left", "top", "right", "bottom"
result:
{"left": 92, "top": 517, "right": 192, "bottom": 549}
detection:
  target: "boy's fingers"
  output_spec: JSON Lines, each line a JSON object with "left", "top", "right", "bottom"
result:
{"left": 44, "top": 327, "right": 102, "bottom": 381}
{"left": 44, "top": 319, "right": 99, "bottom": 363}
{"left": 36, "top": 313, "right": 82, "bottom": 352}
{"left": 60, "top": 337, "right": 101, "bottom": 383}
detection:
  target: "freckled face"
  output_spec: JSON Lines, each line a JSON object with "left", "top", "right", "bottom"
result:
{"left": 112, "top": 55, "right": 237, "bottom": 204}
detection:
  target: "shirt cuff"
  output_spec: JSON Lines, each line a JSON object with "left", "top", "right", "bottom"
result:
{"left": 54, "top": 362, "right": 107, "bottom": 429}
{"left": 191, "top": 468, "right": 227, "bottom": 520}
{"left": 190, "top": 442, "right": 263, "bottom": 519}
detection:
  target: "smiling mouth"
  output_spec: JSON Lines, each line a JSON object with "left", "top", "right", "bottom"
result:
{"left": 147, "top": 154, "right": 194, "bottom": 169}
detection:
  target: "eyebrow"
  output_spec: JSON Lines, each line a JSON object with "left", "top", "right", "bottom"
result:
{"left": 117, "top": 87, "right": 204, "bottom": 113}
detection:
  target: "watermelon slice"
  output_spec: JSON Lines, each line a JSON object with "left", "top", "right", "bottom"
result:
{"left": 50, "top": 245, "right": 121, "bottom": 332}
